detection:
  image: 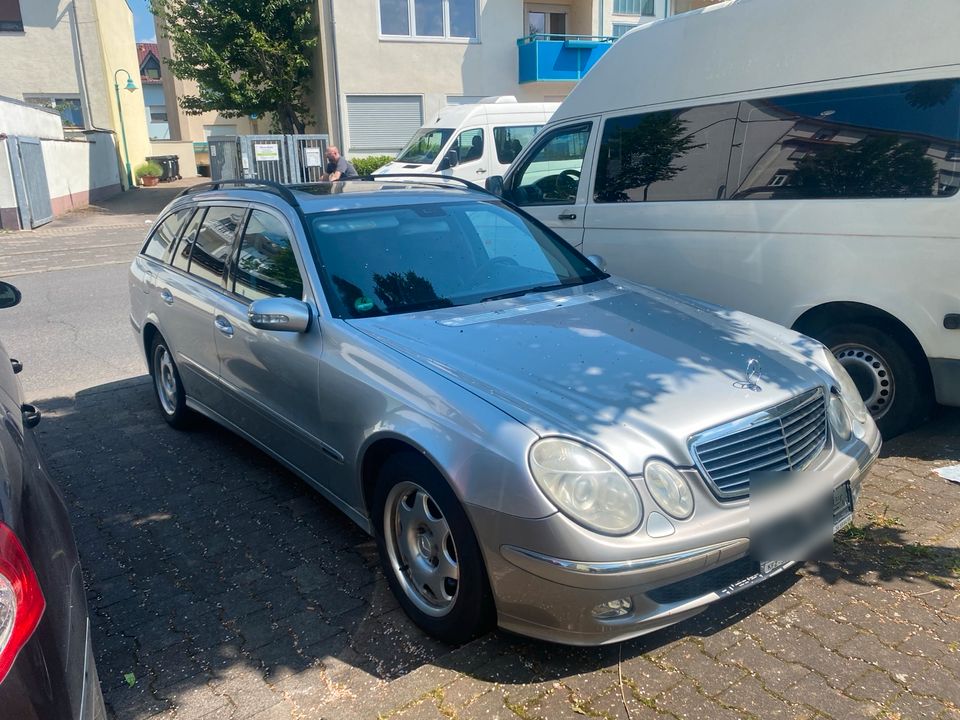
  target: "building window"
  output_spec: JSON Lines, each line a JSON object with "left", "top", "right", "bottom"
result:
{"left": 23, "top": 96, "right": 84, "bottom": 128}
{"left": 612, "top": 23, "right": 637, "bottom": 38}
{"left": 613, "top": 0, "right": 654, "bottom": 16}
{"left": 150, "top": 107, "right": 169, "bottom": 123}
{"left": 0, "top": 0, "right": 23, "bottom": 32}
{"left": 380, "top": 0, "right": 477, "bottom": 39}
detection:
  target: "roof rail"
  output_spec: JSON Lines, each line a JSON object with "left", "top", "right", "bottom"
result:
{"left": 176, "top": 178, "right": 301, "bottom": 207}
{"left": 349, "top": 174, "right": 490, "bottom": 195}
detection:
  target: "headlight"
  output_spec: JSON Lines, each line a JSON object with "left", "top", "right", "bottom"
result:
{"left": 826, "top": 353, "right": 870, "bottom": 424}
{"left": 643, "top": 460, "right": 694, "bottom": 520}
{"left": 529, "top": 438, "right": 642, "bottom": 535}
{"left": 827, "top": 393, "right": 852, "bottom": 441}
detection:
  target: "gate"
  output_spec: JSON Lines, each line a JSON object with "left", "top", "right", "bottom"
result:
{"left": 7, "top": 136, "right": 53, "bottom": 228}
{"left": 236, "top": 134, "right": 330, "bottom": 184}
{"left": 239, "top": 135, "right": 293, "bottom": 183}
{"left": 208, "top": 136, "right": 241, "bottom": 181}
{"left": 291, "top": 135, "right": 329, "bottom": 183}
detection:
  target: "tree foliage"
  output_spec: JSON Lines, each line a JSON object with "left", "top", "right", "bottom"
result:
{"left": 595, "top": 112, "right": 703, "bottom": 202}
{"left": 150, "top": 0, "right": 317, "bottom": 133}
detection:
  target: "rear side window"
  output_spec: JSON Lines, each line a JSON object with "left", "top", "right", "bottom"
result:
{"left": 594, "top": 103, "right": 739, "bottom": 203}
{"left": 493, "top": 125, "right": 542, "bottom": 164}
{"left": 172, "top": 209, "right": 204, "bottom": 272}
{"left": 731, "top": 78, "right": 960, "bottom": 199}
{"left": 143, "top": 209, "right": 191, "bottom": 261}
{"left": 233, "top": 210, "right": 304, "bottom": 301}
{"left": 187, "top": 206, "right": 245, "bottom": 285}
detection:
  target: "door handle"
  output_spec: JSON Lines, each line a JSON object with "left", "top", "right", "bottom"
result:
{"left": 558, "top": 211, "right": 577, "bottom": 220}
{"left": 214, "top": 315, "right": 234, "bottom": 338}
{"left": 476, "top": 168, "right": 487, "bottom": 174}
{"left": 159, "top": 288, "right": 174, "bottom": 305}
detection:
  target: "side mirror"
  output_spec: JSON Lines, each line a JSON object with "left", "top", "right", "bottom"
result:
{"left": 587, "top": 254, "right": 607, "bottom": 273}
{"left": 0, "top": 281, "right": 22, "bottom": 310}
{"left": 485, "top": 175, "right": 504, "bottom": 196}
{"left": 248, "top": 297, "right": 311, "bottom": 333}
{"left": 439, "top": 149, "right": 459, "bottom": 170}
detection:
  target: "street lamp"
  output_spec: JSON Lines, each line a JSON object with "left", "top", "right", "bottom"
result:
{"left": 113, "top": 69, "right": 138, "bottom": 189}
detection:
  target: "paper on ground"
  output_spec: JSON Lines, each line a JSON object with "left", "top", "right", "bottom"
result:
{"left": 935, "top": 464, "right": 960, "bottom": 483}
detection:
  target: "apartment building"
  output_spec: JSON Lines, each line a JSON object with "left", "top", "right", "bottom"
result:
{"left": 0, "top": 0, "right": 150, "bottom": 188}
{"left": 311, "top": 0, "right": 722, "bottom": 157}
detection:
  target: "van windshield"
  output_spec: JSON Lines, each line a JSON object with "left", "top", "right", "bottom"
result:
{"left": 396, "top": 128, "right": 454, "bottom": 165}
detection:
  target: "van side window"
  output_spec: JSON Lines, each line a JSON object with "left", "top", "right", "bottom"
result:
{"left": 494, "top": 125, "right": 543, "bottom": 164}
{"left": 509, "top": 123, "right": 592, "bottom": 206}
{"left": 187, "top": 206, "right": 245, "bottom": 285}
{"left": 453, "top": 128, "right": 484, "bottom": 163}
{"left": 731, "top": 79, "right": 960, "bottom": 199}
{"left": 142, "top": 209, "right": 192, "bottom": 261}
{"left": 594, "top": 104, "right": 738, "bottom": 203}
{"left": 233, "top": 210, "right": 305, "bottom": 301}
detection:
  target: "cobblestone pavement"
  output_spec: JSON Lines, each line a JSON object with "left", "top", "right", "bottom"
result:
{"left": 33, "top": 379, "right": 959, "bottom": 720}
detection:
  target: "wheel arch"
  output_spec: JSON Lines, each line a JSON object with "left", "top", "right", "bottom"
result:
{"left": 791, "top": 301, "right": 931, "bottom": 374}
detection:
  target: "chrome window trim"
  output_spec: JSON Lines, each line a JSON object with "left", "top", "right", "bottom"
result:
{"left": 688, "top": 386, "right": 828, "bottom": 500}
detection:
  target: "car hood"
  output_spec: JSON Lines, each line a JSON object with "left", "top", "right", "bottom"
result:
{"left": 348, "top": 279, "right": 832, "bottom": 473}
{"left": 372, "top": 161, "right": 433, "bottom": 175}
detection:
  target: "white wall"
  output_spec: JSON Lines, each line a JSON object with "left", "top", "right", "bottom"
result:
{"left": 0, "top": 98, "right": 65, "bottom": 138}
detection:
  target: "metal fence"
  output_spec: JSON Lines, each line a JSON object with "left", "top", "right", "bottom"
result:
{"left": 210, "top": 134, "right": 329, "bottom": 184}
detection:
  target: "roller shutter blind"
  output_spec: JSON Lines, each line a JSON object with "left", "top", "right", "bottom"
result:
{"left": 346, "top": 95, "right": 424, "bottom": 153}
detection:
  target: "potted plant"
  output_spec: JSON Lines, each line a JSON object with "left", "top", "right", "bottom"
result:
{"left": 135, "top": 161, "right": 163, "bottom": 187}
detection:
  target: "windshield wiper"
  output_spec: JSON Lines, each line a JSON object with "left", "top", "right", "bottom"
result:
{"left": 479, "top": 281, "right": 582, "bottom": 304}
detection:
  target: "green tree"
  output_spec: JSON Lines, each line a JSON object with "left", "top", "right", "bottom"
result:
{"left": 792, "top": 137, "right": 937, "bottom": 198}
{"left": 595, "top": 112, "right": 703, "bottom": 202}
{"left": 150, "top": 0, "right": 316, "bottom": 133}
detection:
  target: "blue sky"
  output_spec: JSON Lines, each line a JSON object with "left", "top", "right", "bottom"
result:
{"left": 130, "top": 0, "right": 157, "bottom": 42}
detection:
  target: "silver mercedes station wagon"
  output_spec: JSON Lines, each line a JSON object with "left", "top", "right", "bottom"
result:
{"left": 128, "top": 178, "right": 880, "bottom": 646}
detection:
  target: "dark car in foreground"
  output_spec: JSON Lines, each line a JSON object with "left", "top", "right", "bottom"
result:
{"left": 0, "top": 280, "right": 106, "bottom": 719}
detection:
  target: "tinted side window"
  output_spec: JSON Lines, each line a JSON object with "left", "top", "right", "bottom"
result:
{"left": 453, "top": 128, "right": 484, "bottom": 163}
{"left": 143, "top": 209, "right": 191, "bottom": 261}
{"left": 594, "top": 103, "right": 738, "bottom": 203}
{"left": 510, "top": 123, "right": 591, "bottom": 206}
{"left": 493, "top": 125, "right": 542, "bottom": 164}
{"left": 731, "top": 79, "right": 960, "bottom": 199}
{"left": 187, "top": 206, "right": 244, "bottom": 285}
{"left": 172, "top": 209, "right": 204, "bottom": 272}
{"left": 233, "top": 211, "right": 304, "bottom": 301}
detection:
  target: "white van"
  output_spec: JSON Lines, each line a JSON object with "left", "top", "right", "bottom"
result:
{"left": 489, "top": 0, "right": 960, "bottom": 437}
{"left": 374, "top": 97, "right": 557, "bottom": 183}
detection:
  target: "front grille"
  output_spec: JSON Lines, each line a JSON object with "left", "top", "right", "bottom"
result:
{"left": 691, "top": 388, "right": 828, "bottom": 500}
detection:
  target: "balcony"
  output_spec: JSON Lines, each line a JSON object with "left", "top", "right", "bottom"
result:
{"left": 517, "top": 34, "right": 614, "bottom": 84}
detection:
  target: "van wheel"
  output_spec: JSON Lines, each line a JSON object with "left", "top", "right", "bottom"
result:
{"left": 373, "top": 451, "right": 495, "bottom": 644}
{"left": 150, "top": 335, "right": 193, "bottom": 429}
{"left": 814, "top": 323, "right": 931, "bottom": 438}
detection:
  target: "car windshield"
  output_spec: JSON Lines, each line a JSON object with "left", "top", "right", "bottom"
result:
{"left": 308, "top": 200, "right": 606, "bottom": 318}
{"left": 395, "top": 128, "right": 454, "bottom": 165}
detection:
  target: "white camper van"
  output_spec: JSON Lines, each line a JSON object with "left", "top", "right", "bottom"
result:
{"left": 490, "top": 0, "right": 960, "bottom": 437}
{"left": 374, "top": 97, "right": 557, "bottom": 182}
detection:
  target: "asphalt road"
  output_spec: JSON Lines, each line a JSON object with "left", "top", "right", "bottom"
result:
{"left": 1, "top": 259, "right": 145, "bottom": 400}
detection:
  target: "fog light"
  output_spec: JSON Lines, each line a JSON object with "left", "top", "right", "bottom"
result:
{"left": 592, "top": 597, "right": 633, "bottom": 620}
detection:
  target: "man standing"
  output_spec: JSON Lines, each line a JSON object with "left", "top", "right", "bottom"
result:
{"left": 324, "top": 145, "right": 359, "bottom": 180}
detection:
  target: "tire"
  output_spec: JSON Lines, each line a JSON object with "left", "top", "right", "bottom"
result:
{"left": 373, "top": 451, "right": 495, "bottom": 644}
{"left": 149, "top": 334, "right": 193, "bottom": 429}
{"left": 813, "top": 322, "right": 932, "bottom": 438}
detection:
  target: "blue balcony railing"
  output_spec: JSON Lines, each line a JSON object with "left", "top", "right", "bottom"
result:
{"left": 517, "top": 34, "right": 615, "bottom": 84}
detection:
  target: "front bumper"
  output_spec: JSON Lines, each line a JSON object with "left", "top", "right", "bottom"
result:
{"left": 474, "top": 426, "right": 881, "bottom": 646}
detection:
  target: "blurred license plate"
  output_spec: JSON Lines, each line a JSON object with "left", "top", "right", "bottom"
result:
{"left": 760, "top": 559, "right": 788, "bottom": 575}
{"left": 833, "top": 482, "right": 853, "bottom": 532}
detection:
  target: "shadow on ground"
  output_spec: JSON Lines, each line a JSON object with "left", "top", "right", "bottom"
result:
{"left": 33, "top": 380, "right": 960, "bottom": 719}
